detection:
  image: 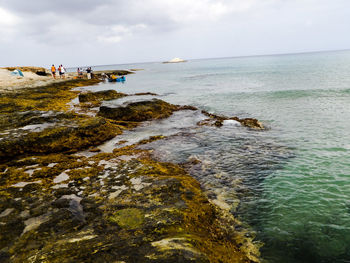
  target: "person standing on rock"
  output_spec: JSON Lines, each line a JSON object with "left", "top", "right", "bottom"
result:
{"left": 60, "top": 65, "right": 66, "bottom": 79}
{"left": 51, "top": 65, "right": 56, "bottom": 79}
{"left": 86, "top": 67, "right": 92, "bottom": 79}
{"left": 58, "top": 65, "right": 62, "bottom": 78}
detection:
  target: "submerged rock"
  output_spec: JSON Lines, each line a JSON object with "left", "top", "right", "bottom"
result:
{"left": 134, "top": 92, "right": 159, "bottom": 96}
{"left": 200, "top": 110, "right": 264, "bottom": 130}
{"left": 98, "top": 99, "right": 179, "bottom": 122}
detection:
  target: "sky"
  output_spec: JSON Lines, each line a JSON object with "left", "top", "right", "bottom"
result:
{"left": 0, "top": 0, "right": 350, "bottom": 67}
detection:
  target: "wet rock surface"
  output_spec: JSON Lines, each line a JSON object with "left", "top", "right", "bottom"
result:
{"left": 199, "top": 110, "right": 264, "bottom": 130}
{"left": 0, "top": 148, "right": 259, "bottom": 263}
{"left": 79, "top": 90, "right": 127, "bottom": 103}
{"left": 0, "top": 79, "right": 101, "bottom": 113}
{"left": 98, "top": 99, "right": 179, "bottom": 122}
{"left": 0, "top": 80, "right": 263, "bottom": 262}
{"left": 0, "top": 116, "right": 120, "bottom": 160}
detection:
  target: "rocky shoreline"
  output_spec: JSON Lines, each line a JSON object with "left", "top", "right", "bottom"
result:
{"left": 0, "top": 76, "right": 262, "bottom": 262}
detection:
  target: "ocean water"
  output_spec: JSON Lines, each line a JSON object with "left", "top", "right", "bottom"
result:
{"left": 84, "top": 50, "right": 350, "bottom": 262}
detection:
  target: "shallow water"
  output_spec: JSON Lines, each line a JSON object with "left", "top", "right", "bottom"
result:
{"left": 83, "top": 50, "right": 350, "bottom": 262}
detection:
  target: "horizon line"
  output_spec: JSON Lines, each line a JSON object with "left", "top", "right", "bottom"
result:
{"left": 68, "top": 48, "right": 350, "bottom": 69}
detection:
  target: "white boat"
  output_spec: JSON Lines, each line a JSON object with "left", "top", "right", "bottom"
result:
{"left": 163, "top": 57, "right": 187, "bottom": 63}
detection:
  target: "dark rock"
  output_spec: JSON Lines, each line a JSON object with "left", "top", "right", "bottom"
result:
{"left": 52, "top": 198, "right": 70, "bottom": 208}
{"left": 53, "top": 188, "right": 75, "bottom": 197}
{"left": 214, "top": 120, "right": 223, "bottom": 127}
{"left": 134, "top": 92, "right": 158, "bottom": 96}
{"left": 0, "top": 117, "right": 120, "bottom": 160}
{"left": 200, "top": 110, "right": 264, "bottom": 129}
{"left": 237, "top": 118, "right": 264, "bottom": 129}
{"left": 35, "top": 71, "right": 49, "bottom": 76}
{"left": 79, "top": 90, "right": 127, "bottom": 103}
{"left": 98, "top": 99, "right": 179, "bottom": 122}
{"left": 178, "top": 105, "right": 198, "bottom": 111}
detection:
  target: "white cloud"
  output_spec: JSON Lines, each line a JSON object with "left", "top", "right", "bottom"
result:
{"left": 98, "top": 24, "right": 147, "bottom": 43}
{"left": 136, "top": 0, "right": 259, "bottom": 23}
{"left": 0, "top": 0, "right": 350, "bottom": 66}
{"left": 0, "top": 8, "right": 20, "bottom": 41}
{"left": 98, "top": 35, "right": 122, "bottom": 43}
{"left": 0, "top": 7, "right": 18, "bottom": 25}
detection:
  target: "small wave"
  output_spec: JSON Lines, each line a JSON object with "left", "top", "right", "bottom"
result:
{"left": 223, "top": 120, "right": 241, "bottom": 126}
{"left": 341, "top": 88, "right": 350, "bottom": 94}
{"left": 263, "top": 88, "right": 350, "bottom": 100}
{"left": 184, "top": 72, "right": 231, "bottom": 80}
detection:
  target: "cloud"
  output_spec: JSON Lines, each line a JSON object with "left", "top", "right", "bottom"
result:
{"left": 0, "top": 7, "right": 18, "bottom": 25}
{"left": 0, "top": 0, "right": 349, "bottom": 66}
{"left": 0, "top": 0, "right": 262, "bottom": 44}
{"left": 0, "top": 7, "right": 20, "bottom": 41}
{"left": 98, "top": 24, "right": 147, "bottom": 43}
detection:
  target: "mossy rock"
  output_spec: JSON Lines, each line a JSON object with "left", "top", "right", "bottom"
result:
{"left": 98, "top": 99, "right": 179, "bottom": 122}
{"left": 109, "top": 208, "right": 144, "bottom": 229}
{"left": 0, "top": 117, "right": 120, "bottom": 160}
{"left": 200, "top": 110, "right": 264, "bottom": 130}
{"left": 0, "top": 150, "right": 260, "bottom": 263}
{"left": 79, "top": 90, "right": 127, "bottom": 103}
{"left": 0, "top": 79, "right": 101, "bottom": 113}
{"left": 0, "top": 111, "right": 75, "bottom": 132}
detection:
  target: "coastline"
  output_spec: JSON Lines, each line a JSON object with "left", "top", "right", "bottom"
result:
{"left": 0, "top": 71, "right": 262, "bottom": 262}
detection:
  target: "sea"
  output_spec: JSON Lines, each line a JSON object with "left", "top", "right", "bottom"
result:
{"left": 76, "top": 50, "right": 350, "bottom": 263}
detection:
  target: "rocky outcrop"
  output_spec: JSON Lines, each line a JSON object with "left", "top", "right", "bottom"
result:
{"left": 133, "top": 92, "right": 159, "bottom": 96}
{"left": 0, "top": 116, "right": 120, "bottom": 160}
{"left": 1, "top": 66, "right": 49, "bottom": 76}
{"left": 0, "top": 77, "right": 262, "bottom": 262}
{"left": 199, "top": 110, "right": 264, "bottom": 130}
{"left": 0, "top": 147, "right": 259, "bottom": 263}
{"left": 79, "top": 90, "right": 127, "bottom": 103}
{"left": 93, "top": 70, "right": 133, "bottom": 77}
{"left": 0, "top": 79, "right": 101, "bottom": 113}
{"left": 0, "top": 80, "right": 120, "bottom": 161}
{"left": 98, "top": 99, "right": 179, "bottom": 122}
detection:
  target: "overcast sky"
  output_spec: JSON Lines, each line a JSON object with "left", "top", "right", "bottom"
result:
{"left": 0, "top": 0, "right": 349, "bottom": 67}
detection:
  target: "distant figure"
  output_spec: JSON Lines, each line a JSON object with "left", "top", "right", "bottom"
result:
{"left": 51, "top": 64, "right": 56, "bottom": 79}
{"left": 77, "top": 68, "right": 81, "bottom": 78}
{"left": 86, "top": 67, "right": 92, "bottom": 79}
{"left": 58, "top": 65, "right": 62, "bottom": 78}
{"left": 60, "top": 65, "right": 66, "bottom": 79}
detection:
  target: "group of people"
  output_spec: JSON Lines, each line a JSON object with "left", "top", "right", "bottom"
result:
{"left": 51, "top": 64, "right": 66, "bottom": 79}
{"left": 77, "top": 67, "right": 93, "bottom": 79}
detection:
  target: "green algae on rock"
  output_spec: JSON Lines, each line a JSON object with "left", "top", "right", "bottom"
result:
{"left": 79, "top": 90, "right": 127, "bottom": 103}
{"left": 0, "top": 75, "right": 262, "bottom": 262}
{"left": 0, "top": 79, "right": 101, "bottom": 113}
{"left": 98, "top": 99, "right": 179, "bottom": 122}
{"left": 108, "top": 208, "right": 145, "bottom": 229}
{"left": 0, "top": 116, "right": 121, "bottom": 160}
{"left": 199, "top": 110, "right": 264, "bottom": 130}
{"left": 0, "top": 147, "right": 260, "bottom": 263}
{"left": 0, "top": 78, "right": 124, "bottom": 161}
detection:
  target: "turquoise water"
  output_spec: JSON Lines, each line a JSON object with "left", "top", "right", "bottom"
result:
{"left": 90, "top": 50, "right": 350, "bottom": 262}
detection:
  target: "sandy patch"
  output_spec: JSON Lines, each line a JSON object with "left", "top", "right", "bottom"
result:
{"left": 0, "top": 68, "right": 74, "bottom": 93}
